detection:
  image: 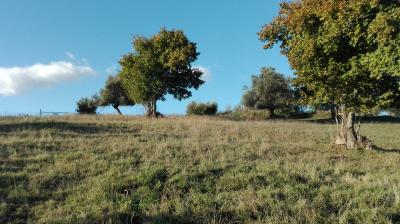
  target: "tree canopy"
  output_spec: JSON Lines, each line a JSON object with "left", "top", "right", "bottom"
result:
{"left": 119, "top": 28, "right": 204, "bottom": 117}
{"left": 99, "top": 75, "right": 135, "bottom": 115}
{"left": 76, "top": 97, "right": 98, "bottom": 115}
{"left": 259, "top": 0, "right": 400, "bottom": 149}
{"left": 242, "top": 67, "right": 292, "bottom": 116}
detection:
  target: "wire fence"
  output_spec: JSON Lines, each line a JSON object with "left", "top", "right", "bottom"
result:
{"left": 39, "top": 109, "right": 74, "bottom": 116}
{"left": 0, "top": 110, "right": 76, "bottom": 117}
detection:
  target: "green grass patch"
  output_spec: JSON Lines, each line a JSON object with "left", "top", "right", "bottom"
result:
{"left": 0, "top": 115, "right": 399, "bottom": 223}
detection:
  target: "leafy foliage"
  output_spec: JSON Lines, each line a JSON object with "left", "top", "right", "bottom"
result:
{"left": 241, "top": 67, "right": 293, "bottom": 116}
{"left": 387, "top": 107, "right": 400, "bottom": 116}
{"left": 259, "top": 0, "right": 400, "bottom": 149}
{"left": 99, "top": 75, "right": 135, "bottom": 115}
{"left": 119, "top": 28, "right": 204, "bottom": 116}
{"left": 186, "top": 102, "right": 218, "bottom": 115}
{"left": 259, "top": 0, "right": 400, "bottom": 112}
{"left": 76, "top": 97, "right": 98, "bottom": 114}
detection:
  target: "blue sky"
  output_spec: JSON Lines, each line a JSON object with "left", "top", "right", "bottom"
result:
{"left": 0, "top": 0, "right": 292, "bottom": 115}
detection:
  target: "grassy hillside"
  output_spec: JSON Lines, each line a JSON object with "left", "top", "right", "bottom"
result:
{"left": 1, "top": 116, "right": 400, "bottom": 223}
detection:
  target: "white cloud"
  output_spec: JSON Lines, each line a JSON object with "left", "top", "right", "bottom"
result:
{"left": 66, "top": 52, "right": 89, "bottom": 66}
{"left": 0, "top": 61, "right": 95, "bottom": 96}
{"left": 66, "top": 52, "right": 76, "bottom": 61}
{"left": 195, "top": 66, "right": 212, "bottom": 82}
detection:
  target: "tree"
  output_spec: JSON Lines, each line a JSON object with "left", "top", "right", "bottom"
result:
{"left": 99, "top": 75, "right": 135, "bottom": 116}
{"left": 241, "top": 67, "right": 293, "bottom": 117}
{"left": 259, "top": 0, "right": 400, "bottom": 149}
{"left": 119, "top": 28, "right": 204, "bottom": 117}
{"left": 76, "top": 96, "right": 98, "bottom": 115}
{"left": 187, "top": 102, "right": 218, "bottom": 116}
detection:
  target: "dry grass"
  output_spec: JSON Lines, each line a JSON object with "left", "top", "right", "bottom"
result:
{"left": 0, "top": 115, "right": 399, "bottom": 223}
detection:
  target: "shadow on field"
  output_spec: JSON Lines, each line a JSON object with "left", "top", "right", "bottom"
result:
{"left": 374, "top": 147, "right": 400, "bottom": 154}
{"left": 0, "top": 121, "right": 139, "bottom": 134}
{"left": 300, "top": 116, "right": 400, "bottom": 124}
{"left": 301, "top": 118, "right": 335, "bottom": 124}
{"left": 139, "top": 214, "right": 194, "bottom": 224}
{"left": 126, "top": 213, "right": 238, "bottom": 224}
{"left": 361, "top": 116, "right": 400, "bottom": 123}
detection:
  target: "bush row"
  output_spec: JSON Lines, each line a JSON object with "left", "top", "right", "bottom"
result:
{"left": 186, "top": 102, "right": 218, "bottom": 116}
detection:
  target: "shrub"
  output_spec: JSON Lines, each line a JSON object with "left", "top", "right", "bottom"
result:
{"left": 219, "top": 105, "right": 314, "bottom": 121}
{"left": 187, "top": 102, "right": 218, "bottom": 116}
{"left": 230, "top": 108, "right": 271, "bottom": 121}
{"left": 76, "top": 97, "right": 98, "bottom": 114}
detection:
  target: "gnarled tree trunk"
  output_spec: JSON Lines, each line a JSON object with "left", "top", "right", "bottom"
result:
{"left": 146, "top": 100, "right": 163, "bottom": 118}
{"left": 112, "top": 104, "right": 123, "bottom": 116}
{"left": 334, "top": 107, "right": 373, "bottom": 150}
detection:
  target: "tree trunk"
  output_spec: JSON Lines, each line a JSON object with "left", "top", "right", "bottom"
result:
{"left": 330, "top": 105, "right": 337, "bottom": 120}
{"left": 146, "top": 102, "right": 153, "bottom": 117}
{"left": 112, "top": 104, "right": 123, "bottom": 116}
{"left": 146, "top": 100, "right": 160, "bottom": 118}
{"left": 334, "top": 107, "right": 373, "bottom": 150}
{"left": 152, "top": 100, "right": 157, "bottom": 117}
{"left": 269, "top": 108, "right": 275, "bottom": 117}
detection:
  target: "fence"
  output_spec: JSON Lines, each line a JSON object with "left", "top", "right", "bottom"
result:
{"left": 39, "top": 109, "right": 74, "bottom": 116}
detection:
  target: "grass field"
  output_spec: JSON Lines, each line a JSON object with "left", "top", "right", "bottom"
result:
{"left": 0, "top": 115, "right": 400, "bottom": 224}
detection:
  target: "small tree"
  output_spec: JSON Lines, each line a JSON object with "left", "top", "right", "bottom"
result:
{"left": 241, "top": 67, "right": 292, "bottom": 117}
{"left": 76, "top": 97, "right": 98, "bottom": 114}
{"left": 120, "top": 28, "right": 204, "bottom": 117}
{"left": 259, "top": 0, "right": 400, "bottom": 149}
{"left": 187, "top": 102, "right": 218, "bottom": 115}
{"left": 99, "top": 75, "right": 135, "bottom": 116}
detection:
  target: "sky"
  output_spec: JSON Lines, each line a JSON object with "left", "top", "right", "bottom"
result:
{"left": 0, "top": 0, "right": 293, "bottom": 115}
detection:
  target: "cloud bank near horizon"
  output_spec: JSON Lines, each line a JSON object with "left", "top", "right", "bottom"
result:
{"left": 0, "top": 60, "right": 95, "bottom": 96}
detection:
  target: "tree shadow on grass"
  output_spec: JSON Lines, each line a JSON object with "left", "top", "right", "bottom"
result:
{"left": 298, "top": 116, "right": 400, "bottom": 124}
{"left": 0, "top": 121, "right": 140, "bottom": 134}
{"left": 117, "top": 212, "right": 239, "bottom": 224}
{"left": 389, "top": 212, "right": 400, "bottom": 224}
{"left": 299, "top": 118, "right": 335, "bottom": 124}
{"left": 361, "top": 116, "right": 400, "bottom": 123}
{"left": 138, "top": 214, "right": 194, "bottom": 224}
{"left": 373, "top": 147, "right": 400, "bottom": 154}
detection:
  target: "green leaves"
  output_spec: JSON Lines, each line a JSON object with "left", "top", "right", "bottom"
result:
{"left": 119, "top": 28, "right": 204, "bottom": 110}
{"left": 259, "top": 0, "right": 400, "bottom": 111}
{"left": 99, "top": 75, "right": 135, "bottom": 109}
{"left": 241, "top": 67, "right": 293, "bottom": 113}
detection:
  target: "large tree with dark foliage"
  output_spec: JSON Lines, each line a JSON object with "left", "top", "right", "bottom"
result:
{"left": 242, "top": 67, "right": 292, "bottom": 117}
{"left": 119, "top": 28, "right": 204, "bottom": 117}
{"left": 259, "top": 0, "right": 400, "bottom": 149}
{"left": 99, "top": 75, "right": 135, "bottom": 116}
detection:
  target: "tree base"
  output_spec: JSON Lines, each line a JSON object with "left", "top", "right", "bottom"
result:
{"left": 356, "top": 135, "right": 374, "bottom": 150}
{"left": 332, "top": 109, "right": 375, "bottom": 150}
{"left": 146, "top": 111, "right": 164, "bottom": 118}
{"left": 332, "top": 134, "right": 374, "bottom": 150}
